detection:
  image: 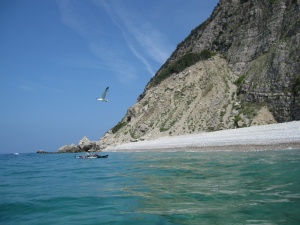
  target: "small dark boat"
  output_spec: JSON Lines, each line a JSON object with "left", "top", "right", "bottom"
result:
{"left": 75, "top": 154, "right": 109, "bottom": 159}
{"left": 97, "top": 154, "right": 108, "bottom": 158}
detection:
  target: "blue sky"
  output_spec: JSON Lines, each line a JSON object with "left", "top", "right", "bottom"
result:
{"left": 0, "top": 0, "right": 218, "bottom": 153}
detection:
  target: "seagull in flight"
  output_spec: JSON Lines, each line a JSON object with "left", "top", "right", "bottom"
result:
{"left": 96, "top": 86, "right": 109, "bottom": 102}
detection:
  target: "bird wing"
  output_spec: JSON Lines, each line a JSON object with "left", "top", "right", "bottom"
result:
{"left": 102, "top": 86, "right": 109, "bottom": 99}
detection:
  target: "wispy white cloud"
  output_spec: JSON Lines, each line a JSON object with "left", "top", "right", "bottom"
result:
{"left": 89, "top": 42, "right": 137, "bottom": 84}
{"left": 56, "top": 0, "right": 172, "bottom": 82}
{"left": 56, "top": 0, "right": 139, "bottom": 82}
{"left": 126, "top": 42, "right": 156, "bottom": 76}
{"left": 93, "top": 0, "right": 152, "bottom": 77}
{"left": 56, "top": 0, "right": 87, "bottom": 38}
{"left": 118, "top": 12, "right": 170, "bottom": 64}
{"left": 56, "top": 0, "right": 104, "bottom": 40}
{"left": 96, "top": 0, "right": 172, "bottom": 70}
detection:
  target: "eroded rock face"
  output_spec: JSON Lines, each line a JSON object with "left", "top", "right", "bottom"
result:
{"left": 78, "top": 136, "right": 94, "bottom": 151}
{"left": 158, "top": 0, "right": 300, "bottom": 122}
{"left": 99, "top": 56, "right": 248, "bottom": 149}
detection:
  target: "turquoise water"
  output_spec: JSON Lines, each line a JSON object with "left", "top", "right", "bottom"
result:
{"left": 1, "top": 150, "right": 300, "bottom": 225}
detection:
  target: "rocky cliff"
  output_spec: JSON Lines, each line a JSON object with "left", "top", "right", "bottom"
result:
{"left": 98, "top": 0, "right": 300, "bottom": 150}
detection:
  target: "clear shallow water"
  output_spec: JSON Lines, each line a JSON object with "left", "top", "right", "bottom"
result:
{"left": 0, "top": 150, "right": 300, "bottom": 225}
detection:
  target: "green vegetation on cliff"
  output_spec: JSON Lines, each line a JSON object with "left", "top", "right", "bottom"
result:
{"left": 112, "top": 121, "right": 127, "bottom": 134}
{"left": 150, "top": 50, "right": 214, "bottom": 88}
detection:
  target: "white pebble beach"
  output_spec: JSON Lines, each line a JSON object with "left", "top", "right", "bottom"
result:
{"left": 105, "top": 121, "right": 300, "bottom": 152}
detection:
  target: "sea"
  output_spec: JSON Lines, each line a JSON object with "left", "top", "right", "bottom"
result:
{"left": 0, "top": 150, "right": 300, "bottom": 225}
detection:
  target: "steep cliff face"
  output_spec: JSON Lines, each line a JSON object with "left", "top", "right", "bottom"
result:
{"left": 150, "top": 0, "right": 300, "bottom": 122}
{"left": 98, "top": 0, "right": 300, "bottom": 149}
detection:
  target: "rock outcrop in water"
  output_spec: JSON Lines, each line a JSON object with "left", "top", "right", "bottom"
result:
{"left": 58, "top": 136, "right": 100, "bottom": 153}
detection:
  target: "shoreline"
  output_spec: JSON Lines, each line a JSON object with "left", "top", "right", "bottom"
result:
{"left": 104, "top": 121, "right": 300, "bottom": 152}
{"left": 107, "top": 143, "right": 300, "bottom": 152}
